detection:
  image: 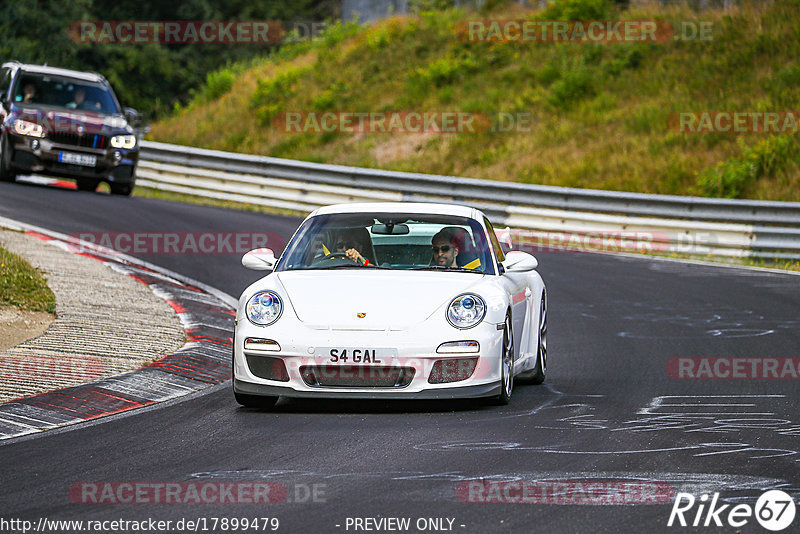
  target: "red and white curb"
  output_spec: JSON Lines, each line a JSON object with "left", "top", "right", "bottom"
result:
{"left": 15, "top": 175, "right": 77, "bottom": 190}
{"left": 0, "top": 216, "right": 237, "bottom": 440}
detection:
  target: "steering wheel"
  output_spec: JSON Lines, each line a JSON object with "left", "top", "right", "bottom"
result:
{"left": 314, "top": 252, "right": 360, "bottom": 265}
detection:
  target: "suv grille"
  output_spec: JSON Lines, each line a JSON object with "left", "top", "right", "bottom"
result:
{"left": 48, "top": 132, "right": 108, "bottom": 149}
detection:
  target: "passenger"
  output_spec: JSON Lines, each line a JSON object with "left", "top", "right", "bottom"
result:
{"left": 66, "top": 88, "right": 97, "bottom": 110}
{"left": 445, "top": 226, "right": 481, "bottom": 270}
{"left": 431, "top": 228, "right": 459, "bottom": 268}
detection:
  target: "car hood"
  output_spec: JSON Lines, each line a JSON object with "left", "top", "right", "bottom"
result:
{"left": 276, "top": 270, "right": 485, "bottom": 329}
{"left": 13, "top": 105, "right": 132, "bottom": 136}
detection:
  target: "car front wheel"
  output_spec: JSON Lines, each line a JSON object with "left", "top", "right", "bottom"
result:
{"left": 77, "top": 179, "right": 99, "bottom": 192}
{"left": 110, "top": 182, "right": 133, "bottom": 196}
{"left": 519, "top": 292, "right": 547, "bottom": 384}
{"left": 234, "top": 392, "right": 279, "bottom": 410}
{"left": 0, "top": 133, "right": 17, "bottom": 182}
{"left": 495, "top": 311, "right": 514, "bottom": 405}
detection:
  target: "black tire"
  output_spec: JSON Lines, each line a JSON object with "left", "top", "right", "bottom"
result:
{"left": 77, "top": 179, "right": 100, "bottom": 192}
{"left": 0, "top": 133, "right": 17, "bottom": 183}
{"left": 519, "top": 292, "right": 547, "bottom": 385}
{"left": 110, "top": 182, "right": 133, "bottom": 196}
{"left": 234, "top": 392, "right": 279, "bottom": 410}
{"left": 494, "top": 311, "right": 514, "bottom": 405}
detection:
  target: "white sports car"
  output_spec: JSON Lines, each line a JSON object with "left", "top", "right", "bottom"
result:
{"left": 233, "top": 202, "right": 547, "bottom": 408}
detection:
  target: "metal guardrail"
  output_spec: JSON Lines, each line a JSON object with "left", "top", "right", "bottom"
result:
{"left": 138, "top": 140, "right": 800, "bottom": 261}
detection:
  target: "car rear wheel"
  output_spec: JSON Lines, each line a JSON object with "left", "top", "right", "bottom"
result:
{"left": 495, "top": 311, "right": 514, "bottom": 405}
{"left": 110, "top": 183, "right": 133, "bottom": 196}
{"left": 234, "top": 392, "right": 279, "bottom": 410}
{"left": 77, "top": 179, "right": 99, "bottom": 192}
{"left": 0, "top": 133, "right": 17, "bottom": 182}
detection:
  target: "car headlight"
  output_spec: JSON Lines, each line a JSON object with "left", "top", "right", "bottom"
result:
{"left": 245, "top": 291, "right": 283, "bottom": 326}
{"left": 13, "top": 119, "right": 44, "bottom": 138}
{"left": 110, "top": 135, "right": 136, "bottom": 149}
{"left": 446, "top": 294, "right": 486, "bottom": 329}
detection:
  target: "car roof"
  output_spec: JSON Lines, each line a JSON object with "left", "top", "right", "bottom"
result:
{"left": 311, "top": 202, "right": 480, "bottom": 219}
{"left": 6, "top": 63, "right": 106, "bottom": 83}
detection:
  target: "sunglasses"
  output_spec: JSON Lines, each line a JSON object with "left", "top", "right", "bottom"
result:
{"left": 431, "top": 245, "right": 451, "bottom": 253}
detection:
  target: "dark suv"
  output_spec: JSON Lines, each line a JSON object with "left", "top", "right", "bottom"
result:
{"left": 0, "top": 62, "right": 139, "bottom": 195}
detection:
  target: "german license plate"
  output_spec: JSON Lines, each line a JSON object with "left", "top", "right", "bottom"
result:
{"left": 59, "top": 152, "right": 97, "bottom": 167}
{"left": 315, "top": 347, "right": 397, "bottom": 364}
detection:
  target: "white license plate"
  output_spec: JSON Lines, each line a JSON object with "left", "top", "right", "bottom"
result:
{"left": 58, "top": 152, "right": 97, "bottom": 167}
{"left": 315, "top": 347, "right": 398, "bottom": 364}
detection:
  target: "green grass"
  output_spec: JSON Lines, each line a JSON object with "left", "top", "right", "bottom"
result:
{"left": 149, "top": 0, "right": 800, "bottom": 201}
{"left": 0, "top": 245, "right": 56, "bottom": 313}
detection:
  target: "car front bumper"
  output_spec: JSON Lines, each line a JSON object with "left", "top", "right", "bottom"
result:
{"left": 233, "top": 318, "right": 506, "bottom": 400}
{"left": 233, "top": 377, "right": 502, "bottom": 400}
{"left": 9, "top": 133, "right": 138, "bottom": 184}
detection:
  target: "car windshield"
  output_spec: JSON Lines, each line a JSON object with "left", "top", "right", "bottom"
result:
{"left": 13, "top": 73, "right": 120, "bottom": 114}
{"left": 275, "top": 212, "right": 495, "bottom": 274}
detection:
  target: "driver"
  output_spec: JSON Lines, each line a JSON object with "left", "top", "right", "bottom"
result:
{"left": 22, "top": 83, "right": 36, "bottom": 103}
{"left": 431, "top": 228, "right": 459, "bottom": 268}
{"left": 324, "top": 228, "right": 370, "bottom": 265}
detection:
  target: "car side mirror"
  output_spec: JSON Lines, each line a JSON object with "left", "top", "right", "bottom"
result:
{"left": 123, "top": 107, "right": 139, "bottom": 124}
{"left": 242, "top": 248, "right": 277, "bottom": 271}
{"left": 503, "top": 251, "right": 538, "bottom": 272}
{"left": 1, "top": 97, "right": 9, "bottom": 112}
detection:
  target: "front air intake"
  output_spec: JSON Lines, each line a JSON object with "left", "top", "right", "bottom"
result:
{"left": 246, "top": 355, "right": 289, "bottom": 382}
{"left": 428, "top": 357, "right": 478, "bottom": 384}
{"left": 299, "top": 365, "right": 415, "bottom": 388}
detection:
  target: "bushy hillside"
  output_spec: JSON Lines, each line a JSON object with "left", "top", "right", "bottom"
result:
{"left": 149, "top": 0, "right": 800, "bottom": 200}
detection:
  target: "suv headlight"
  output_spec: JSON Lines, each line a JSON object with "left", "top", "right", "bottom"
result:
{"left": 246, "top": 291, "right": 283, "bottom": 326}
{"left": 446, "top": 294, "right": 486, "bottom": 329}
{"left": 13, "top": 119, "right": 44, "bottom": 138}
{"left": 110, "top": 135, "right": 136, "bottom": 149}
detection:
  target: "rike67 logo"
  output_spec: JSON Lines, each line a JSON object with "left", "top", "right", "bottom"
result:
{"left": 668, "top": 490, "right": 796, "bottom": 531}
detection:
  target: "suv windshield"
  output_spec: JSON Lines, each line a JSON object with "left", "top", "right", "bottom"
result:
{"left": 275, "top": 213, "right": 495, "bottom": 274}
{"left": 12, "top": 73, "right": 120, "bottom": 114}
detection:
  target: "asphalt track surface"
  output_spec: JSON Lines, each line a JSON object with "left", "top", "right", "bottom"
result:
{"left": 1, "top": 179, "right": 799, "bottom": 533}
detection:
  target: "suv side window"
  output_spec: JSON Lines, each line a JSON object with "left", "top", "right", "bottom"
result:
{"left": 484, "top": 217, "right": 505, "bottom": 263}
